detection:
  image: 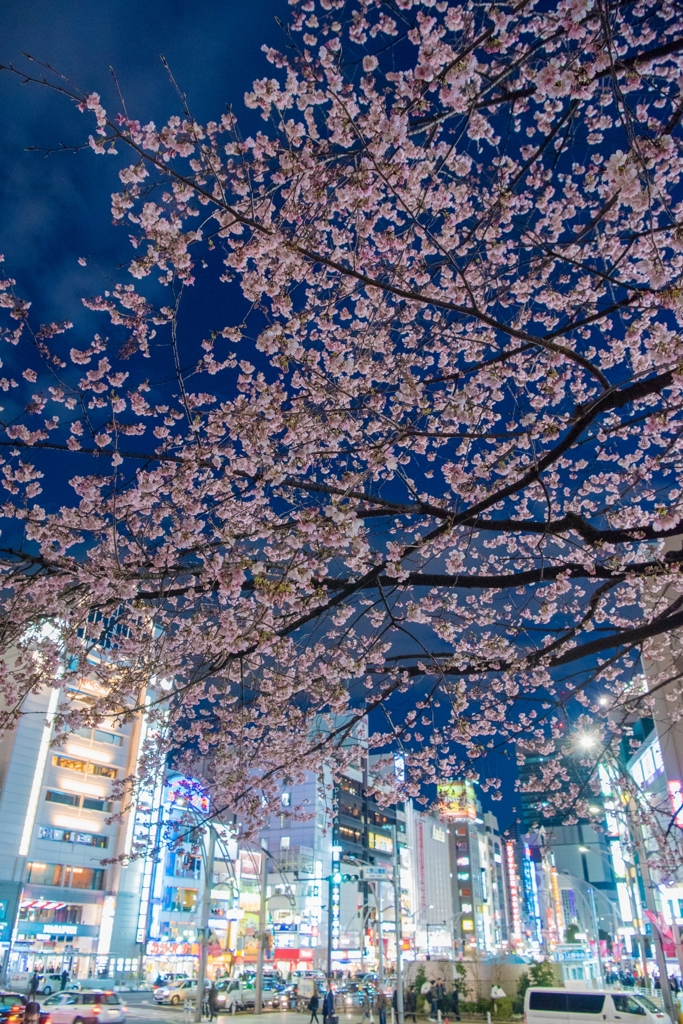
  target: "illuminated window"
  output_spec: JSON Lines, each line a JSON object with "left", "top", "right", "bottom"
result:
{"left": 368, "top": 832, "right": 393, "bottom": 854}
{"left": 51, "top": 755, "right": 118, "bottom": 779}
{"left": 461, "top": 919, "right": 474, "bottom": 931}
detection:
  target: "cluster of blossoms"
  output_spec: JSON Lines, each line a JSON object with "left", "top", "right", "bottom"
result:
{"left": 2, "top": 0, "right": 683, "bottom": 840}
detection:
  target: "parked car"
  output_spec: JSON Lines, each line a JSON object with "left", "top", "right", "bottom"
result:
{"left": 0, "top": 992, "right": 51, "bottom": 1024}
{"left": 152, "top": 973, "right": 188, "bottom": 991}
{"left": 153, "top": 979, "right": 209, "bottom": 1006}
{"left": 215, "top": 980, "right": 256, "bottom": 1011}
{"left": 37, "top": 977, "right": 80, "bottom": 997}
{"left": 525, "top": 989, "right": 671, "bottom": 1024}
{"left": 42, "top": 990, "right": 125, "bottom": 1024}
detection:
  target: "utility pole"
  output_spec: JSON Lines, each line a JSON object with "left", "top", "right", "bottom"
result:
{"left": 255, "top": 846, "right": 268, "bottom": 1014}
{"left": 392, "top": 825, "right": 404, "bottom": 1024}
{"left": 195, "top": 825, "right": 216, "bottom": 1023}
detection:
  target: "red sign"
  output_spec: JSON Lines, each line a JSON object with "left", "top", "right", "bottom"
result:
{"left": 274, "top": 948, "right": 314, "bottom": 961}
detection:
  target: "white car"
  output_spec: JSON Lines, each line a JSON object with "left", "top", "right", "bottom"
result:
{"left": 154, "top": 979, "right": 209, "bottom": 1006}
{"left": 38, "top": 975, "right": 81, "bottom": 996}
{"left": 43, "top": 990, "right": 125, "bottom": 1023}
{"left": 525, "top": 989, "right": 671, "bottom": 1024}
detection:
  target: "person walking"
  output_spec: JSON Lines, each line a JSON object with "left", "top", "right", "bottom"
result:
{"left": 428, "top": 983, "right": 438, "bottom": 1022}
{"left": 405, "top": 985, "right": 417, "bottom": 1024}
{"left": 208, "top": 981, "right": 220, "bottom": 1021}
{"left": 376, "top": 989, "right": 387, "bottom": 1024}
{"left": 60, "top": 969, "right": 69, "bottom": 992}
{"left": 27, "top": 972, "right": 39, "bottom": 1000}
{"left": 362, "top": 989, "right": 374, "bottom": 1024}
{"left": 308, "top": 989, "right": 320, "bottom": 1024}
{"left": 323, "top": 982, "right": 336, "bottom": 1024}
{"left": 452, "top": 985, "right": 461, "bottom": 1023}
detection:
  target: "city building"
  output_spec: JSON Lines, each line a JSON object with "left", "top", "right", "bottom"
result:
{"left": 0, "top": 676, "right": 145, "bottom": 982}
{"left": 403, "top": 804, "right": 452, "bottom": 959}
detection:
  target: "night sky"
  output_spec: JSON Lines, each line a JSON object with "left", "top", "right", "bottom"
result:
{"left": 0, "top": 0, "right": 522, "bottom": 832}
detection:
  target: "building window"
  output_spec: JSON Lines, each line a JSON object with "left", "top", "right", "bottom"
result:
{"left": 164, "top": 887, "right": 199, "bottom": 913}
{"left": 173, "top": 852, "right": 201, "bottom": 878}
{"left": 82, "top": 797, "right": 113, "bottom": 813}
{"left": 340, "top": 778, "right": 360, "bottom": 796}
{"left": 94, "top": 729, "right": 123, "bottom": 746}
{"left": 51, "top": 755, "right": 118, "bottom": 779}
{"left": 368, "top": 832, "right": 393, "bottom": 854}
{"left": 339, "top": 825, "right": 362, "bottom": 844}
{"left": 280, "top": 836, "right": 290, "bottom": 850}
{"left": 339, "top": 797, "right": 361, "bottom": 819}
{"left": 45, "top": 790, "right": 79, "bottom": 807}
{"left": 25, "top": 863, "right": 104, "bottom": 890}
{"left": 26, "top": 862, "right": 64, "bottom": 886}
{"left": 281, "top": 793, "right": 291, "bottom": 807}
{"left": 66, "top": 866, "right": 105, "bottom": 890}
{"left": 38, "top": 826, "right": 108, "bottom": 848}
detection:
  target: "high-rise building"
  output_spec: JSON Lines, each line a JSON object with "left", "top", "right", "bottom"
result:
{"left": 404, "top": 804, "right": 452, "bottom": 959}
{"left": 0, "top": 678, "right": 145, "bottom": 983}
{"left": 437, "top": 780, "right": 511, "bottom": 954}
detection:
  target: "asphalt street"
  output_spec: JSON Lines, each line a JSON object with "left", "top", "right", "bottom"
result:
{"left": 121, "top": 999, "right": 359, "bottom": 1024}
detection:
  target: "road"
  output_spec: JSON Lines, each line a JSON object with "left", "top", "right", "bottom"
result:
{"left": 121, "top": 997, "right": 361, "bottom": 1024}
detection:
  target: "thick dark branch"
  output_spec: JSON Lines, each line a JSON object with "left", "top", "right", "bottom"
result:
{"left": 323, "top": 550, "right": 683, "bottom": 591}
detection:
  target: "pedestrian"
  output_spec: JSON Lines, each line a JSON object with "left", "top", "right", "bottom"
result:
{"left": 453, "top": 986, "right": 461, "bottom": 1023}
{"left": 28, "top": 972, "right": 39, "bottom": 999}
{"left": 323, "top": 982, "right": 336, "bottom": 1024}
{"left": 208, "top": 981, "right": 220, "bottom": 1021}
{"left": 393, "top": 989, "right": 398, "bottom": 1019}
{"left": 309, "top": 989, "right": 320, "bottom": 1024}
{"left": 376, "top": 990, "right": 387, "bottom": 1024}
{"left": 430, "top": 985, "right": 439, "bottom": 1021}
{"left": 23, "top": 1003, "right": 41, "bottom": 1024}
{"left": 362, "top": 990, "right": 373, "bottom": 1024}
{"left": 405, "top": 985, "right": 417, "bottom": 1024}
{"left": 60, "top": 969, "right": 69, "bottom": 992}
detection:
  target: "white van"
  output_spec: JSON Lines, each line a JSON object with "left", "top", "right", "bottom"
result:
{"left": 525, "top": 988, "right": 671, "bottom": 1024}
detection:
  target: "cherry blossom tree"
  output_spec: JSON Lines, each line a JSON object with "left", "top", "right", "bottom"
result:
{"left": 2, "top": 0, "right": 683, "bottom": 832}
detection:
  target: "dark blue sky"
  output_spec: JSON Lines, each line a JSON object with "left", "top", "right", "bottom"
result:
{"left": 0, "top": 0, "right": 287, "bottom": 323}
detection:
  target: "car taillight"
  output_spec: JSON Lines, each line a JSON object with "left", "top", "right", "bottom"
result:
{"left": 44, "top": 1017, "right": 52, "bottom": 1024}
{"left": 92, "top": 1006, "right": 101, "bottom": 1014}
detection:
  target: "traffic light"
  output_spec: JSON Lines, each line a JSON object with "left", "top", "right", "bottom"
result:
{"left": 327, "top": 873, "right": 357, "bottom": 883}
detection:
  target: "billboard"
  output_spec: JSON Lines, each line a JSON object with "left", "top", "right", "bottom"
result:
{"left": 437, "top": 780, "right": 477, "bottom": 821}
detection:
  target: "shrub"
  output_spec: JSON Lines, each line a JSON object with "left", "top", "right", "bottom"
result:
{"left": 513, "top": 972, "right": 530, "bottom": 1014}
{"left": 529, "top": 960, "right": 556, "bottom": 988}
